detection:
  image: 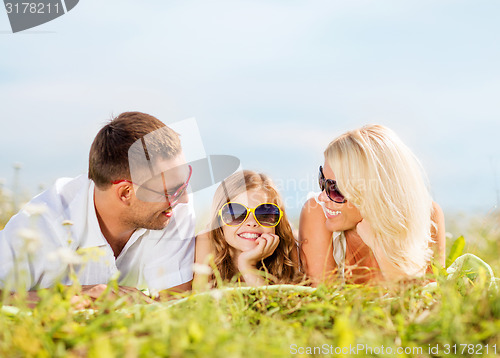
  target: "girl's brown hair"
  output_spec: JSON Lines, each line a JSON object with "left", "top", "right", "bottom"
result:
{"left": 207, "top": 170, "right": 302, "bottom": 285}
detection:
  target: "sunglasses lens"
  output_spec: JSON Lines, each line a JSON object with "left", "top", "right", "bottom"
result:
{"left": 319, "top": 166, "right": 346, "bottom": 203}
{"left": 255, "top": 204, "right": 282, "bottom": 227}
{"left": 326, "top": 180, "right": 346, "bottom": 203}
{"left": 220, "top": 203, "right": 248, "bottom": 226}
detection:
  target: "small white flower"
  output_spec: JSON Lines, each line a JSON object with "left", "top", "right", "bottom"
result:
{"left": 47, "top": 247, "right": 83, "bottom": 265}
{"left": 17, "top": 228, "right": 42, "bottom": 254}
{"left": 192, "top": 263, "right": 212, "bottom": 275}
{"left": 23, "top": 203, "right": 48, "bottom": 216}
{"left": 445, "top": 232, "right": 453, "bottom": 239}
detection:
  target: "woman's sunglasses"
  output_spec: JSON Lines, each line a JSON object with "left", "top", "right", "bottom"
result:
{"left": 218, "top": 202, "right": 283, "bottom": 228}
{"left": 318, "top": 166, "right": 347, "bottom": 203}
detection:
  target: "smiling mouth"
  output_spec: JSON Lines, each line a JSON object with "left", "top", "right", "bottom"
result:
{"left": 238, "top": 232, "right": 262, "bottom": 240}
{"left": 324, "top": 207, "right": 341, "bottom": 217}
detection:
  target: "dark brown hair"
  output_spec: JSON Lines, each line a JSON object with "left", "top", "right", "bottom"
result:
{"left": 88, "top": 112, "right": 181, "bottom": 189}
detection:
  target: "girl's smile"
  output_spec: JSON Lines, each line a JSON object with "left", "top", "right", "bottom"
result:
{"left": 237, "top": 232, "right": 262, "bottom": 240}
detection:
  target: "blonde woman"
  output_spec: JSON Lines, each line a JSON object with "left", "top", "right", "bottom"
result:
{"left": 299, "top": 124, "right": 446, "bottom": 285}
{"left": 195, "top": 170, "right": 302, "bottom": 287}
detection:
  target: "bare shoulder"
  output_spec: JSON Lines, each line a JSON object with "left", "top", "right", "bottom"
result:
{"left": 430, "top": 201, "right": 446, "bottom": 266}
{"left": 299, "top": 197, "right": 331, "bottom": 244}
{"left": 431, "top": 201, "right": 445, "bottom": 238}
{"left": 431, "top": 201, "right": 444, "bottom": 223}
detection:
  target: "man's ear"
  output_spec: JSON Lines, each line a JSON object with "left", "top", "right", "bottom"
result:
{"left": 115, "top": 183, "right": 134, "bottom": 204}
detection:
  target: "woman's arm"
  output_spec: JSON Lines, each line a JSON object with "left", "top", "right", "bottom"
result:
{"left": 298, "top": 197, "right": 337, "bottom": 286}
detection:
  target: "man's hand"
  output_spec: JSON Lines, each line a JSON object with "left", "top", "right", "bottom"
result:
{"left": 70, "top": 284, "right": 154, "bottom": 310}
{"left": 155, "top": 281, "right": 193, "bottom": 301}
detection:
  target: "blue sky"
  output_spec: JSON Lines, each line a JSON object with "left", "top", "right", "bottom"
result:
{"left": 1, "top": 0, "right": 500, "bottom": 220}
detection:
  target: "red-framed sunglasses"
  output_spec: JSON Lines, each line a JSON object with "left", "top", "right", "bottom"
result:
{"left": 318, "top": 166, "right": 346, "bottom": 203}
{"left": 112, "top": 164, "right": 192, "bottom": 207}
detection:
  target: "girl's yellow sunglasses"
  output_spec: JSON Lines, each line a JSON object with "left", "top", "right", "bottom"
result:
{"left": 218, "top": 202, "right": 283, "bottom": 228}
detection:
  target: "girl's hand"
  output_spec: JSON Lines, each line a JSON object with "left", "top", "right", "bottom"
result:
{"left": 237, "top": 233, "right": 280, "bottom": 269}
{"left": 237, "top": 233, "right": 280, "bottom": 286}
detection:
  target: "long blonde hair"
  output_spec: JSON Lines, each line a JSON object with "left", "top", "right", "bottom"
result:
{"left": 324, "top": 124, "right": 434, "bottom": 278}
{"left": 207, "top": 170, "right": 302, "bottom": 285}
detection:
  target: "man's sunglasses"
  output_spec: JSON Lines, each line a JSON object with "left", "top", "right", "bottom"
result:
{"left": 318, "top": 166, "right": 347, "bottom": 203}
{"left": 112, "top": 164, "right": 192, "bottom": 207}
{"left": 218, "top": 202, "right": 283, "bottom": 228}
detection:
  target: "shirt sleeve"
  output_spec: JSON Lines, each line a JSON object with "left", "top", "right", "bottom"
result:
{"left": 0, "top": 204, "right": 64, "bottom": 291}
{"left": 0, "top": 180, "right": 77, "bottom": 291}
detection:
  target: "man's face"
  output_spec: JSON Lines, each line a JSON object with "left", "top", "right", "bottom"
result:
{"left": 123, "top": 153, "right": 190, "bottom": 230}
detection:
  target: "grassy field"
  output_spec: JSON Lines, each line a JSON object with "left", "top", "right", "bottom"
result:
{"left": 1, "top": 187, "right": 500, "bottom": 357}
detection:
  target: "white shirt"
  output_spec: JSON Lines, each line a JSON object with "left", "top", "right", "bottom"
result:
{"left": 0, "top": 175, "right": 195, "bottom": 292}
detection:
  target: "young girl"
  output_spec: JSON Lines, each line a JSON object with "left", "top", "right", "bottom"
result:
{"left": 195, "top": 170, "right": 302, "bottom": 287}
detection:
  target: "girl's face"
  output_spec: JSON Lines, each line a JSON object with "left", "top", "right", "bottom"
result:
{"left": 318, "top": 162, "right": 363, "bottom": 232}
{"left": 221, "top": 189, "right": 276, "bottom": 255}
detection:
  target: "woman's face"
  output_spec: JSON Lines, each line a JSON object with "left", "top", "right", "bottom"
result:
{"left": 318, "top": 162, "right": 363, "bottom": 232}
{"left": 221, "top": 189, "right": 276, "bottom": 255}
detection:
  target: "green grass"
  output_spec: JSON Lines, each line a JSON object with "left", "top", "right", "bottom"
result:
{"left": 2, "top": 277, "right": 499, "bottom": 357}
{"left": 1, "top": 190, "right": 500, "bottom": 357}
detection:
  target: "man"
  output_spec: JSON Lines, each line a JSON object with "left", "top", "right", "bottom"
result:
{"left": 0, "top": 112, "right": 195, "bottom": 304}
